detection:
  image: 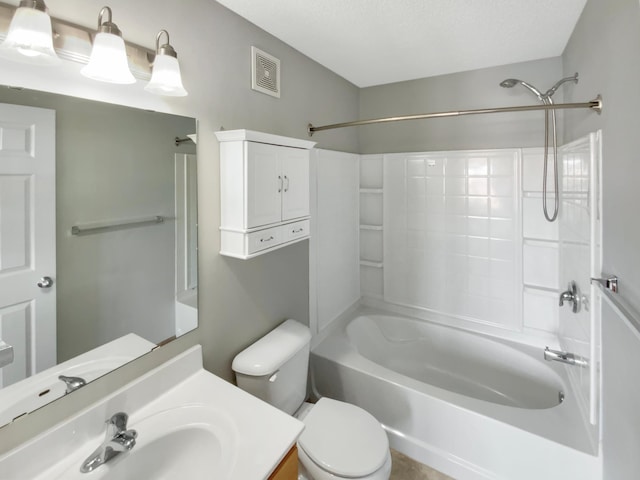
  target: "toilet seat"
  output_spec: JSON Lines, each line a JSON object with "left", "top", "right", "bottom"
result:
{"left": 298, "top": 398, "right": 389, "bottom": 478}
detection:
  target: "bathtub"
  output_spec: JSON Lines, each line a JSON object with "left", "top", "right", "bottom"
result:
{"left": 311, "top": 309, "right": 601, "bottom": 480}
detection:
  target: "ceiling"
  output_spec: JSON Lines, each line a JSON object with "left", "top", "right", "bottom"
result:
{"left": 216, "top": 0, "right": 587, "bottom": 88}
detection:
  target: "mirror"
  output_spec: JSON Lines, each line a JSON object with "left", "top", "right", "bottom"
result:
{"left": 0, "top": 86, "right": 197, "bottom": 426}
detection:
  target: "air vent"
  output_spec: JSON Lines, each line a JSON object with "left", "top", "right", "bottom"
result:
{"left": 251, "top": 46, "right": 280, "bottom": 98}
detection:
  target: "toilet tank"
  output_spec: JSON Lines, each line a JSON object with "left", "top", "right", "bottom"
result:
{"left": 232, "top": 319, "right": 311, "bottom": 415}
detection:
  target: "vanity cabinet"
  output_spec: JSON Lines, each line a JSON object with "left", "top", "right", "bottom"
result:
{"left": 269, "top": 446, "right": 298, "bottom": 480}
{"left": 216, "top": 129, "right": 316, "bottom": 259}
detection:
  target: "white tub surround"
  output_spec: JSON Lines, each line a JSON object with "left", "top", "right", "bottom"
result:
{"left": 350, "top": 144, "right": 600, "bottom": 343}
{"left": 310, "top": 149, "right": 361, "bottom": 336}
{"left": 383, "top": 149, "right": 521, "bottom": 331}
{"left": 558, "top": 132, "right": 602, "bottom": 427}
{"left": 311, "top": 308, "right": 600, "bottom": 480}
{"left": 0, "top": 345, "right": 303, "bottom": 479}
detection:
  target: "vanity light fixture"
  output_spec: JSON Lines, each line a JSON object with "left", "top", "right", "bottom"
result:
{"left": 144, "top": 30, "right": 188, "bottom": 97}
{"left": 80, "top": 6, "right": 135, "bottom": 84}
{"left": 0, "top": 3, "right": 191, "bottom": 93}
{"left": 0, "top": 0, "right": 60, "bottom": 65}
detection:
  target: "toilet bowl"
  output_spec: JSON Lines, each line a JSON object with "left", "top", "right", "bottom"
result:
{"left": 232, "top": 319, "right": 391, "bottom": 480}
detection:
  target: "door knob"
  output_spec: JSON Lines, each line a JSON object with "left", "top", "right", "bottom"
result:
{"left": 37, "top": 276, "right": 54, "bottom": 288}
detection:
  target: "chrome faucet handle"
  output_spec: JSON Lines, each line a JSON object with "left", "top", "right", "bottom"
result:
{"left": 559, "top": 281, "right": 581, "bottom": 313}
{"left": 106, "top": 412, "right": 129, "bottom": 435}
{"left": 109, "top": 428, "right": 138, "bottom": 452}
{"left": 558, "top": 291, "right": 573, "bottom": 306}
{"left": 104, "top": 413, "right": 137, "bottom": 445}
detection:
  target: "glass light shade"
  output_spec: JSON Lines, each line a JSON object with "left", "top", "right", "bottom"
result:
{"left": 0, "top": 6, "right": 60, "bottom": 65}
{"left": 81, "top": 32, "right": 135, "bottom": 84}
{"left": 145, "top": 54, "right": 188, "bottom": 97}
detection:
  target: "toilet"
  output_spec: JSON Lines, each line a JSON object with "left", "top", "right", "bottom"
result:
{"left": 232, "top": 319, "right": 392, "bottom": 480}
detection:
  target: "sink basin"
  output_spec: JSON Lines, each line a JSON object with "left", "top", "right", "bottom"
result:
{"left": 0, "top": 345, "right": 304, "bottom": 480}
{"left": 53, "top": 405, "right": 238, "bottom": 479}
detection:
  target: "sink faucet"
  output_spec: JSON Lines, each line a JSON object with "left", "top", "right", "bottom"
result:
{"left": 80, "top": 412, "right": 137, "bottom": 473}
{"left": 59, "top": 375, "right": 87, "bottom": 393}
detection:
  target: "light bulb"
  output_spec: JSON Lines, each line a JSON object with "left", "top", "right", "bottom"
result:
{"left": 80, "top": 7, "right": 135, "bottom": 84}
{"left": 0, "top": 1, "right": 60, "bottom": 65}
{"left": 144, "top": 30, "right": 188, "bottom": 97}
{"left": 81, "top": 32, "right": 135, "bottom": 84}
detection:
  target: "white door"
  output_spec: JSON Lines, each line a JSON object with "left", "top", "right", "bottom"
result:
{"left": 246, "top": 141, "right": 282, "bottom": 228}
{"left": 0, "top": 103, "right": 56, "bottom": 388}
{"left": 281, "top": 148, "right": 310, "bottom": 221}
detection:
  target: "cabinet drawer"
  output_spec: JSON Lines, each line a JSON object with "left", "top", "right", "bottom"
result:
{"left": 283, "top": 220, "right": 310, "bottom": 242}
{"left": 248, "top": 226, "right": 282, "bottom": 254}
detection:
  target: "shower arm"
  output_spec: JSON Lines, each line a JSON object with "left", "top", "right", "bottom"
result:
{"left": 307, "top": 96, "right": 602, "bottom": 135}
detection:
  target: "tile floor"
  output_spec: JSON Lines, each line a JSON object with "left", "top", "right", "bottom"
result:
{"left": 389, "top": 449, "right": 455, "bottom": 480}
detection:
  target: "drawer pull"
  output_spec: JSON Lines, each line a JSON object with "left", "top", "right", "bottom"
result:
{"left": 260, "top": 236, "right": 274, "bottom": 243}
{"left": 292, "top": 228, "right": 304, "bottom": 234}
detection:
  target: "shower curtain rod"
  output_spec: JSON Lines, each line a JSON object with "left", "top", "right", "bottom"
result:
{"left": 307, "top": 95, "right": 602, "bottom": 136}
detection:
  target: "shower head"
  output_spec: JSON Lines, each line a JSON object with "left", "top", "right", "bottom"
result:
{"left": 499, "top": 78, "right": 520, "bottom": 88}
{"left": 498, "top": 72, "right": 579, "bottom": 224}
{"left": 499, "top": 78, "right": 544, "bottom": 100}
{"left": 545, "top": 73, "right": 579, "bottom": 97}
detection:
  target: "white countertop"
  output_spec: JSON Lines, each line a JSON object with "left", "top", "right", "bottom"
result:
{"left": 0, "top": 345, "right": 304, "bottom": 479}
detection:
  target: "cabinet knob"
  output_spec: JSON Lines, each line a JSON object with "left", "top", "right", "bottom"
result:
{"left": 284, "top": 175, "right": 290, "bottom": 192}
{"left": 278, "top": 176, "right": 283, "bottom": 193}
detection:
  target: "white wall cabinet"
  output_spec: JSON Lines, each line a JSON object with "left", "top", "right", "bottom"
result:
{"left": 216, "top": 129, "right": 315, "bottom": 259}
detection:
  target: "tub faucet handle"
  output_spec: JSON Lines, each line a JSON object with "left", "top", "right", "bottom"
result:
{"left": 559, "top": 281, "right": 581, "bottom": 313}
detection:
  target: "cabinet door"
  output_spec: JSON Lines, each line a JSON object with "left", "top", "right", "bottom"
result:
{"left": 281, "top": 148, "right": 309, "bottom": 221}
{"left": 246, "top": 142, "right": 282, "bottom": 228}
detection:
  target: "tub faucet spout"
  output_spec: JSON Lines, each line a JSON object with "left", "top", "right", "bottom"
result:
{"left": 544, "top": 347, "right": 588, "bottom": 368}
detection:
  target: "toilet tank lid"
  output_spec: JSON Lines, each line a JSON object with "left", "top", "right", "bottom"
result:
{"left": 232, "top": 319, "right": 311, "bottom": 376}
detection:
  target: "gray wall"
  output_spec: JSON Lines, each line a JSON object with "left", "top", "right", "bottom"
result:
{"left": 601, "top": 300, "right": 640, "bottom": 479}
{"left": 562, "top": 1, "right": 640, "bottom": 477}
{"left": 358, "top": 57, "right": 564, "bottom": 154}
{"left": 562, "top": 0, "right": 640, "bottom": 315}
{"left": 0, "top": 0, "right": 359, "bottom": 452}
